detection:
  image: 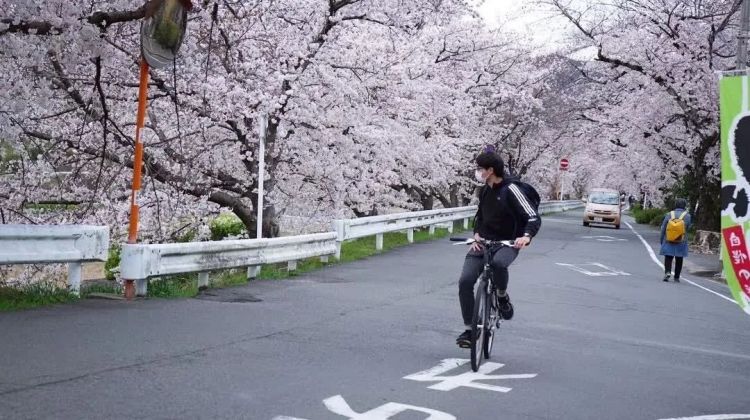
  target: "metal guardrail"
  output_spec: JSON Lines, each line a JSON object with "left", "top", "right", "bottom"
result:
{"left": 0, "top": 225, "right": 109, "bottom": 294}
{"left": 332, "top": 206, "right": 477, "bottom": 258}
{"left": 331, "top": 201, "right": 584, "bottom": 258}
{"left": 540, "top": 200, "right": 586, "bottom": 213}
{"left": 120, "top": 232, "right": 337, "bottom": 296}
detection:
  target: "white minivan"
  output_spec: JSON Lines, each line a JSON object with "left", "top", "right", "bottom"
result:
{"left": 583, "top": 188, "right": 622, "bottom": 229}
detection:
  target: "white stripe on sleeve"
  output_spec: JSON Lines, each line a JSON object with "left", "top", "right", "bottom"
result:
{"left": 509, "top": 184, "right": 537, "bottom": 217}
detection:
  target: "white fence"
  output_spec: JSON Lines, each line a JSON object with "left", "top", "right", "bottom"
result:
{"left": 332, "top": 200, "right": 584, "bottom": 258}
{"left": 0, "top": 225, "right": 109, "bottom": 294}
{"left": 539, "top": 200, "right": 585, "bottom": 214}
{"left": 2, "top": 201, "right": 584, "bottom": 296}
{"left": 120, "top": 232, "right": 337, "bottom": 296}
{"left": 332, "top": 206, "right": 477, "bottom": 258}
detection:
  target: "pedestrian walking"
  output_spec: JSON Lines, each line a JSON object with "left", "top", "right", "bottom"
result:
{"left": 659, "top": 198, "right": 691, "bottom": 282}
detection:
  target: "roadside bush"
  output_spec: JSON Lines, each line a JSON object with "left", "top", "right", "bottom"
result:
{"left": 105, "top": 246, "right": 121, "bottom": 281}
{"left": 634, "top": 207, "right": 666, "bottom": 225}
{"left": 209, "top": 213, "right": 245, "bottom": 240}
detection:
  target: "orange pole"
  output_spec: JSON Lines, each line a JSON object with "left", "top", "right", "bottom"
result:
{"left": 124, "top": 58, "right": 150, "bottom": 300}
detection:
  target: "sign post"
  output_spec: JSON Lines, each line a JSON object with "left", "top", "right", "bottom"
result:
{"left": 124, "top": 0, "right": 192, "bottom": 299}
{"left": 559, "top": 158, "right": 569, "bottom": 201}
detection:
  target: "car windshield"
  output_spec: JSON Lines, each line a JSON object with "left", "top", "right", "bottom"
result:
{"left": 589, "top": 192, "right": 619, "bottom": 205}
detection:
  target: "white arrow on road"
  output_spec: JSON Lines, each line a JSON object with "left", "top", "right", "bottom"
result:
{"left": 403, "top": 358, "right": 537, "bottom": 393}
{"left": 556, "top": 262, "right": 631, "bottom": 277}
{"left": 273, "top": 395, "right": 456, "bottom": 420}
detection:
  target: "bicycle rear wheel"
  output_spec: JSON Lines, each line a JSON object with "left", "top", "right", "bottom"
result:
{"left": 470, "top": 279, "right": 488, "bottom": 372}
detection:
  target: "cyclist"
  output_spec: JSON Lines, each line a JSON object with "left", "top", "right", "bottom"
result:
{"left": 456, "top": 151, "right": 541, "bottom": 348}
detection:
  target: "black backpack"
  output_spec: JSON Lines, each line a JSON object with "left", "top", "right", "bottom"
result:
{"left": 513, "top": 181, "right": 541, "bottom": 213}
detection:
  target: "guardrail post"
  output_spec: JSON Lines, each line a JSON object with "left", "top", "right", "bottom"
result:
{"left": 376, "top": 233, "right": 383, "bottom": 251}
{"left": 463, "top": 218, "right": 469, "bottom": 229}
{"left": 198, "top": 272, "right": 209, "bottom": 290}
{"left": 320, "top": 255, "right": 329, "bottom": 263}
{"left": 136, "top": 279, "right": 148, "bottom": 297}
{"left": 288, "top": 260, "right": 297, "bottom": 271}
{"left": 447, "top": 222, "right": 454, "bottom": 234}
{"left": 332, "top": 220, "right": 345, "bottom": 260}
{"left": 247, "top": 266, "right": 261, "bottom": 280}
{"left": 68, "top": 262, "right": 82, "bottom": 296}
{"left": 407, "top": 228, "right": 414, "bottom": 243}
{"left": 429, "top": 225, "right": 435, "bottom": 235}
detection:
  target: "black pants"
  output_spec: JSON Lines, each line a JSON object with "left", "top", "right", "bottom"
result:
{"left": 458, "top": 246, "right": 519, "bottom": 327}
{"left": 664, "top": 256, "right": 683, "bottom": 278}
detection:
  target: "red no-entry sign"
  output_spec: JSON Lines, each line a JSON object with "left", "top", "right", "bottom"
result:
{"left": 560, "top": 158, "right": 569, "bottom": 171}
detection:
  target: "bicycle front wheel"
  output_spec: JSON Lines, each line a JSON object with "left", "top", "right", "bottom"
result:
{"left": 470, "top": 280, "right": 487, "bottom": 372}
{"left": 483, "top": 295, "right": 496, "bottom": 359}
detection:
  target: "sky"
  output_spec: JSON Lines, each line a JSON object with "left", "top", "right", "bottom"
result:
{"left": 476, "top": 1, "right": 567, "bottom": 40}
{"left": 475, "top": 0, "right": 529, "bottom": 25}
{"left": 474, "top": 0, "right": 595, "bottom": 57}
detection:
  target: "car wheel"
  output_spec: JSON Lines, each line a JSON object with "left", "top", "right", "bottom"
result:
{"left": 615, "top": 224, "right": 620, "bottom": 229}
{"left": 583, "top": 221, "right": 590, "bottom": 227}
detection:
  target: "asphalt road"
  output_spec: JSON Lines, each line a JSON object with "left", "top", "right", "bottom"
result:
{"left": 1, "top": 210, "right": 748, "bottom": 420}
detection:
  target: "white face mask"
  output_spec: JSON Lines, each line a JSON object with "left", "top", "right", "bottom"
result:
{"left": 475, "top": 170, "right": 487, "bottom": 183}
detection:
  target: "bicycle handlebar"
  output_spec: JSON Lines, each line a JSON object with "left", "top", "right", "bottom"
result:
{"left": 450, "top": 237, "right": 515, "bottom": 247}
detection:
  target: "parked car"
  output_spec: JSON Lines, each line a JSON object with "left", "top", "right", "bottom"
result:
{"left": 583, "top": 188, "right": 622, "bottom": 229}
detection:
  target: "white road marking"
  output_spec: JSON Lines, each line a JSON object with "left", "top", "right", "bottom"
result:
{"left": 582, "top": 235, "right": 627, "bottom": 242}
{"left": 403, "top": 358, "right": 537, "bottom": 393}
{"left": 273, "top": 395, "right": 456, "bottom": 420}
{"left": 624, "top": 221, "right": 735, "bottom": 304}
{"left": 556, "top": 262, "right": 631, "bottom": 277}
{"left": 656, "top": 415, "right": 750, "bottom": 420}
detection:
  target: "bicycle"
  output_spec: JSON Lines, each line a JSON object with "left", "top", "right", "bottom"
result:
{"left": 451, "top": 237, "right": 515, "bottom": 372}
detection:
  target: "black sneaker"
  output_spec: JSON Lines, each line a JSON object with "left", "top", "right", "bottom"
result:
{"left": 663, "top": 273, "right": 671, "bottom": 282}
{"left": 498, "top": 294, "right": 514, "bottom": 320}
{"left": 456, "top": 330, "right": 472, "bottom": 348}
{"left": 674, "top": 277, "right": 680, "bottom": 283}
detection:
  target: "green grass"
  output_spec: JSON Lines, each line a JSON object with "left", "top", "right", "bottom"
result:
{"left": 148, "top": 274, "right": 198, "bottom": 298}
{"left": 82, "top": 282, "right": 122, "bottom": 296}
{"left": 0, "top": 283, "right": 79, "bottom": 312}
{"left": 0, "top": 281, "right": 128, "bottom": 311}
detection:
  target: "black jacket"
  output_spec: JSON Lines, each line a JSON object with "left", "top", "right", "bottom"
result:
{"left": 473, "top": 177, "right": 541, "bottom": 241}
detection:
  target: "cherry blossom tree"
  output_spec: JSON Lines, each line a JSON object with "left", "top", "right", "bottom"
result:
{"left": 1, "top": 0, "right": 485, "bottom": 239}
{"left": 540, "top": 0, "right": 742, "bottom": 228}
{"left": 4, "top": 0, "right": 731, "bottom": 244}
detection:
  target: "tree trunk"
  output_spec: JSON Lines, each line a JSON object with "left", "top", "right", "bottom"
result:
{"left": 450, "top": 185, "right": 460, "bottom": 207}
{"left": 352, "top": 207, "right": 378, "bottom": 217}
{"left": 421, "top": 195, "right": 434, "bottom": 210}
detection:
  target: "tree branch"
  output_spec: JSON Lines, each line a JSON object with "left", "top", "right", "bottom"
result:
{"left": 1, "top": 2, "right": 149, "bottom": 36}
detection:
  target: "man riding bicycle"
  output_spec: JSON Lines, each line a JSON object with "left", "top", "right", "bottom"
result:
{"left": 456, "top": 151, "right": 541, "bottom": 348}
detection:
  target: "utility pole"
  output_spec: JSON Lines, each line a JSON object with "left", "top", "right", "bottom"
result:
{"left": 257, "top": 114, "right": 267, "bottom": 239}
{"left": 559, "top": 171, "right": 565, "bottom": 201}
